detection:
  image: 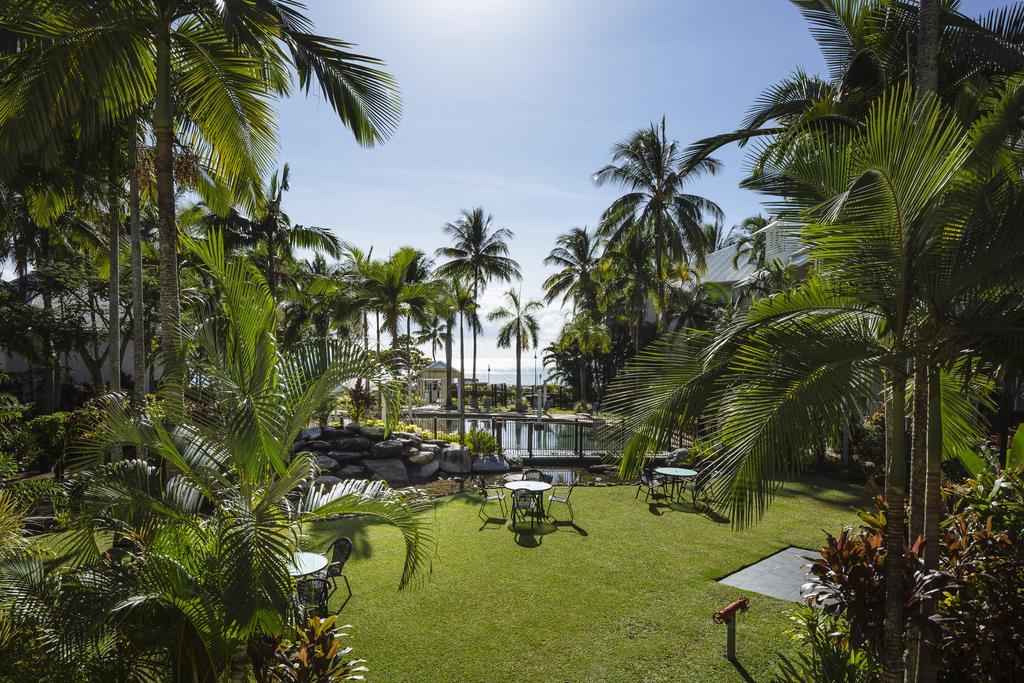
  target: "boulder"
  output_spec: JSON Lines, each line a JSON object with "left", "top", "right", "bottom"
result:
{"left": 356, "top": 425, "right": 385, "bottom": 441}
{"left": 472, "top": 455, "right": 511, "bottom": 474}
{"left": 401, "top": 443, "right": 420, "bottom": 458}
{"left": 314, "top": 475, "right": 343, "bottom": 489}
{"left": 419, "top": 443, "right": 440, "bottom": 456}
{"left": 407, "top": 458, "right": 440, "bottom": 480}
{"left": 316, "top": 455, "right": 339, "bottom": 471}
{"left": 337, "top": 464, "right": 366, "bottom": 478}
{"left": 407, "top": 450, "right": 435, "bottom": 465}
{"left": 438, "top": 446, "right": 473, "bottom": 474}
{"left": 327, "top": 451, "right": 366, "bottom": 465}
{"left": 363, "top": 458, "right": 411, "bottom": 487}
{"left": 331, "top": 437, "right": 372, "bottom": 452}
{"left": 372, "top": 439, "right": 405, "bottom": 458}
{"left": 423, "top": 438, "right": 451, "bottom": 448}
{"left": 302, "top": 440, "right": 334, "bottom": 452}
{"left": 298, "top": 427, "right": 322, "bottom": 441}
{"left": 319, "top": 426, "right": 343, "bottom": 439}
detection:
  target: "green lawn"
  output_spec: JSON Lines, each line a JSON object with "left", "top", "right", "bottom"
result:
{"left": 306, "top": 477, "right": 867, "bottom": 682}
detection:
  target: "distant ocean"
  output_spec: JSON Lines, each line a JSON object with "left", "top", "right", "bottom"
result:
{"left": 450, "top": 365, "right": 551, "bottom": 386}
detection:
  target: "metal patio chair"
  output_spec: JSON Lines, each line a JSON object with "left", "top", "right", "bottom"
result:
{"left": 547, "top": 478, "right": 577, "bottom": 520}
{"left": 476, "top": 475, "right": 506, "bottom": 517}
{"left": 324, "top": 536, "right": 353, "bottom": 609}
{"left": 511, "top": 488, "right": 540, "bottom": 527}
{"left": 636, "top": 462, "right": 668, "bottom": 502}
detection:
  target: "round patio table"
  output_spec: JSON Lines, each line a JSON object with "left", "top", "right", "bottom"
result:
{"left": 504, "top": 480, "right": 551, "bottom": 523}
{"left": 654, "top": 467, "right": 697, "bottom": 502}
{"left": 288, "top": 551, "right": 329, "bottom": 577}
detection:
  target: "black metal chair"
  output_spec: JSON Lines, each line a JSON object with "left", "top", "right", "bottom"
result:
{"left": 296, "top": 576, "right": 330, "bottom": 617}
{"left": 547, "top": 479, "right": 577, "bottom": 520}
{"left": 476, "top": 475, "right": 506, "bottom": 516}
{"left": 324, "top": 537, "right": 353, "bottom": 609}
{"left": 522, "top": 469, "right": 545, "bottom": 482}
{"left": 511, "top": 488, "right": 540, "bottom": 527}
{"left": 636, "top": 462, "right": 667, "bottom": 502}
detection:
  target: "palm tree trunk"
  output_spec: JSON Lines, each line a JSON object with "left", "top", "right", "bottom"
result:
{"left": 154, "top": 26, "right": 182, "bottom": 406}
{"left": 914, "top": 364, "right": 943, "bottom": 683}
{"left": 579, "top": 360, "right": 586, "bottom": 408}
{"left": 514, "top": 339, "right": 522, "bottom": 412}
{"left": 907, "top": 363, "right": 928, "bottom": 679}
{"left": 916, "top": 0, "right": 940, "bottom": 94}
{"left": 882, "top": 371, "right": 908, "bottom": 683}
{"left": 458, "top": 312, "right": 465, "bottom": 439}
{"left": 130, "top": 134, "right": 146, "bottom": 409}
{"left": 406, "top": 315, "right": 413, "bottom": 417}
{"left": 471, "top": 279, "right": 479, "bottom": 409}
{"left": 108, "top": 155, "right": 122, "bottom": 462}
{"left": 444, "top": 319, "right": 454, "bottom": 410}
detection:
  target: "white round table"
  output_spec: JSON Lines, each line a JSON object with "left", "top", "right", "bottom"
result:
{"left": 504, "top": 480, "right": 551, "bottom": 523}
{"left": 654, "top": 467, "right": 697, "bottom": 502}
{"left": 288, "top": 551, "right": 329, "bottom": 577}
{"left": 504, "top": 480, "right": 552, "bottom": 493}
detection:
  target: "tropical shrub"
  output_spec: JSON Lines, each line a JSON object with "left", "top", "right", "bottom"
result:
{"left": 773, "top": 607, "right": 876, "bottom": 682}
{"left": 848, "top": 410, "right": 885, "bottom": 471}
{"left": 462, "top": 428, "right": 498, "bottom": 456}
{"left": 937, "top": 467, "right": 1024, "bottom": 679}
{"left": 253, "top": 616, "right": 367, "bottom": 682}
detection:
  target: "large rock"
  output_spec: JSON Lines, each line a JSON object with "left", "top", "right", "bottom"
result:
{"left": 372, "top": 439, "right": 405, "bottom": 458}
{"left": 316, "top": 455, "right": 339, "bottom": 471}
{"left": 423, "top": 438, "right": 452, "bottom": 448}
{"left": 363, "top": 458, "right": 410, "bottom": 487}
{"left": 401, "top": 443, "right": 420, "bottom": 458}
{"left": 391, "top": 430, "right": 423, "bottom": 446}
{"left": 438, "top": 446, "right": 472, "bottom": 474}
{"left": 407, "top": 458, "right": 440, "bottom": 480}
{"left": 356, "top": 425, "right": 385, "bottom": 441}
{"left": 337, "top": 464, "right": 366, "bottom": 478}
{"left": 419, "top": 443, "right": 440, "bottom": 456}
{"left": 303, "top": 440, "right": 334, "bottom": 452}
{"left": 472, "top": 455, "right": 511, "bottom": 474}
{"left": 327, "top": 451, "right": 366, "bottom": 465}
{"left": 319, "top": 426, "right": 343, "bottom": 440}
{"left": 331, "top": 437, "right": 372, "bottom": 452}
{"left": 298, "top": 427, "right": 322, "bottom": 441}
{"left": 314, "top": 475, "right": 344, "bottom": 489}
{"left": 407, "top": 450, "right": 435, "bottom": 465}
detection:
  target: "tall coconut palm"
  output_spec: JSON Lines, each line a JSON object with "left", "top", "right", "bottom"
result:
{"left": 543, "top": 226, "right": 602, "bottom": 315}
{"left": 435, "top": 208, "right": 521, "bottom": 409}
{"left": 593, "top": 117, "right": 723, "bottom": 322}
{"left": 200, "top": 164, "right": 342, "bottom": 299}
{"left": 1, "top": 231, "right": 432, "bottom": 681}
{"left": 557, "top": 314, "right": 611, "bottom": 409}
{"left": 360, "top": 248, "right": 435, "bottom": 353}
{"left": 488, "top": 289, "right": 542, "bottom": 412}
{"left": 416, "top": 314, "right": 446, "bottom": 362}
{"left": 0, "top": 0, "right": 401, "bottom": 394}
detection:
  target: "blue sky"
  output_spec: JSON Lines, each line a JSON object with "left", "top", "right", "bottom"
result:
{"left": 276, "top": 0, "right": 999, "bottom": 376}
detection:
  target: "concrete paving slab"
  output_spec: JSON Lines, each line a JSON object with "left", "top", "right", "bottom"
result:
{"left": 718, "top": 546, "right": 815, "bottom": 602}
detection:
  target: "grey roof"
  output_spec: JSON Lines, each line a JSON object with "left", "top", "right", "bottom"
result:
{"left": 701, "top": 247, "right": 757, "bottom": 284}
{"left": 422, "top": 361, "right": 451, "bottom": 372}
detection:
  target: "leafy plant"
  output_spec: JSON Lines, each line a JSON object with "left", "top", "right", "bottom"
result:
{"left": 773, "top": 607, "right": 876, "bottom": 683}
{"left": 253, "top": 616, "right": 367, "bottom": 682}
{"left": 461, "top": 428, "right": 498, "bottom": 456}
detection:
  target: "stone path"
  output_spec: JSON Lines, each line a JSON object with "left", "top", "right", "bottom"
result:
{"left": 717, "top": 546, "right": 815, "bottom": 602}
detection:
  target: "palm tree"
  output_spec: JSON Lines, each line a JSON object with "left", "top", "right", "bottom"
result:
{"left": 543, "top": 226, "right": 601, "bottom": 315}
{"left": 557, "top": 315, "right": 611, "bottom": 410}
{"left": 593, "top": 117, "right": 723, "bottom": 322}
{"left": 201, "top": 165, "right": 342, "bottom": 299}
{"left": 488, "top": 289, "right": 542, "bottom": 412}
{"left": 601, "top": 232, "right": 659, "bottom": 353}
{"left": 416, "top": 314, "right": 446, "bottom": 362}
{"left": 2, "top": 232, "right": 433, "bottom": 680}
{"left": 361, "top": 248, "right": 435, "bottom": 352}
{"left": 605, "top": 87, "right": 1024, "bottom": 681}
{"left": 0, "top": 0, "right": 401, "bottom": 393}
{"left": 730, "top": 214, "right": 771, "bottom": 269}
{"left": 435, "top": 208, "right": 521, "bottom": 409}
{"left": 701, "top": 222, "right": 731, "bottom": 253}
{"left": 449, "top": 278, "right": 476, "bottom": 436}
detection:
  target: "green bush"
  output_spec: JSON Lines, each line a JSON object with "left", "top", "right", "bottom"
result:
{"left": 462, "top": 428, "right": 498, "bottom": 456}
{"left": 773, "top": 607, "right": 876, "bottom": 682}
